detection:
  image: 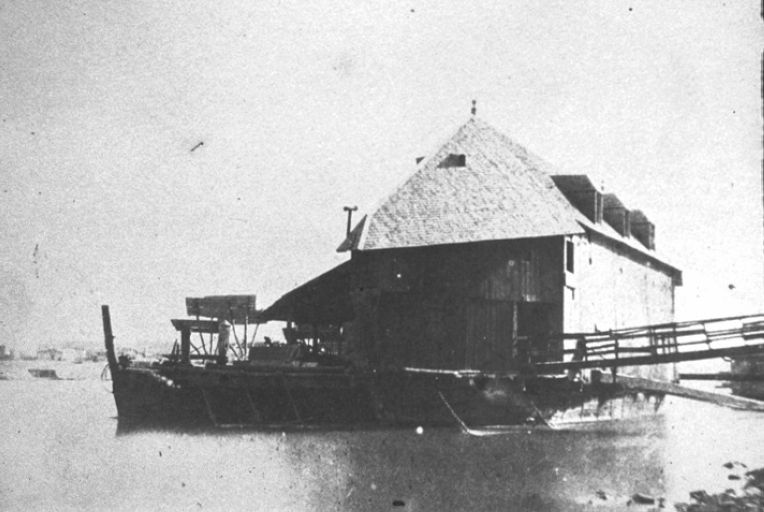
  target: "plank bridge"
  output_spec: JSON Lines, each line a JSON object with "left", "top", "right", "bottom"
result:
{"left": 531, "top": 313, "right": 764, "bottom": 375}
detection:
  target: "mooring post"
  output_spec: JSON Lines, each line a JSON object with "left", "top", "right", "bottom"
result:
{"left": 101, "top": 305, "right": 118, "bottom": 374}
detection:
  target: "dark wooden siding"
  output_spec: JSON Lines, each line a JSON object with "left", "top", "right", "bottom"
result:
{"left": 465, "top": 299, "right": 514, "bottom": 371}
{"left": 373, "top": 292, "right": 464, "bottom": 369}
{"left": 348, "top": 238, "right": 565, "bottom": 370}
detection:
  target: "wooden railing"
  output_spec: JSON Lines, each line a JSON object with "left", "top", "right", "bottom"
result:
{"left": 528, "top": 314, "right": 764, "bottom": 374}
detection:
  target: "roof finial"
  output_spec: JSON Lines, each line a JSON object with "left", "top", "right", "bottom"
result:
{"left": 471, "top": 99, "right": 477, "bottom": 116}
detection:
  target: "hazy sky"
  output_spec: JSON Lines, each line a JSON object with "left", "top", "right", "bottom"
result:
{"left": 1, "top": 1, "right": 762, "bottom": 350}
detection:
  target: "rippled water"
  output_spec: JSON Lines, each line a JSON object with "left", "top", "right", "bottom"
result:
{"left": 1, "top": 361, "right": 762, "bottom": 511}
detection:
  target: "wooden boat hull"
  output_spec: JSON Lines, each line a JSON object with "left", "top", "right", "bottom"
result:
{"left": 110, "top": 363, "right": 663, "bottom": 431}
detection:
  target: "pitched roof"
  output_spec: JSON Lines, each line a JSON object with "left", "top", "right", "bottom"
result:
{"left": 338, "top": 117, "right": 584, "bottom": 251}
{"left": 259, "top": 261, "right": 353, "bottom": 323}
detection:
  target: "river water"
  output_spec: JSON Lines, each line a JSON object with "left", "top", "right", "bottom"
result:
{"left": 0, "top": 361, "right": 762, "bottom": 511}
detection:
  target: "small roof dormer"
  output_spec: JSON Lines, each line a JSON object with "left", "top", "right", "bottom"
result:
{"left": 630, "top": 209, "right": 655, "bottom": 250}
{"left": 603, "top": 194, "right": 631, "bottom": 237}
{"left": 551, "top": 175, "right": 603, "bottom": 224}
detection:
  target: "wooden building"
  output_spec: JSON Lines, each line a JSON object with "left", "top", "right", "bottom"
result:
{"left": 261, "top": 117, "right": 682, "bottom": 373}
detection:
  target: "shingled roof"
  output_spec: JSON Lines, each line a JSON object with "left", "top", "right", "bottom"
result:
{"left": 338, "top": 117, "right": 584, "bottom": 251}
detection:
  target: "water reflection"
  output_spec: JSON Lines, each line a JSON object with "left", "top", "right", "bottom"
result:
{"left": 10, "top": 368, "right": 764, "bottom": 512}
{"left": 292, "top": 422, "right": 668, "bottom": 511}
{"left": 111, "top": 418, "right": 666, "bottom": 511}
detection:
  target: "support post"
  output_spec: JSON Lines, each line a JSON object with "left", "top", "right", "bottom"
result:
{"left": 195, "top": 313, "right": 207, "bottom": 354}
{"left": 511, "top": 302, "right": 519, "bottom": 367}
{"left": 180, "top": 327, "right": 191, "bottom": 364}
{"left": 243, "top": 311, "right": 249, "bottom": 360}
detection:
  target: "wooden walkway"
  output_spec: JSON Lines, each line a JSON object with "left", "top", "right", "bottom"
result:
{"left": 532, "top": 313, "right": 764, "bottom": 375}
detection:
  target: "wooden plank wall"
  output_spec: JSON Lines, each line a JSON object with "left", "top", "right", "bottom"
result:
{"left": 348, "top": 238, "right": 565, "bottom": 371}
{"left": 464, "top": 299, "right": 514, "bottom": 371}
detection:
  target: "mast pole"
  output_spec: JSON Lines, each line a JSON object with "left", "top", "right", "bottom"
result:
{"left": 101, "top": 305, "right": 118, "bottom": 374}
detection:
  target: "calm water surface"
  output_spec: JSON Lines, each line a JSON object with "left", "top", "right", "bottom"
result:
{"left": 1, "top": 361, "right": 762, "bottom": 511}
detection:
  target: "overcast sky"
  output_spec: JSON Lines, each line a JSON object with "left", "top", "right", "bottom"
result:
{"left": 1, "top": 1, "right": 762, "bottom": 351}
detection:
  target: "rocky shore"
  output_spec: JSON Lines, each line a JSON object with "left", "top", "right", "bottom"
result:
{"left": 673, "top": 465, "right": 763, "bottom": 512}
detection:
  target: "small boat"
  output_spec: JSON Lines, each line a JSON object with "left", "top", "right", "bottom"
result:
{"left": 28, "top": 368, "right": 60, "bottom": 379}
{"left": 730, "top": 354, "right": 764, "bottom": 400}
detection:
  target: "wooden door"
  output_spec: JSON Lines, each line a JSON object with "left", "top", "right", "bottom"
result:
{"left": 464, "top": 299, "right": 514, "bottom": 371}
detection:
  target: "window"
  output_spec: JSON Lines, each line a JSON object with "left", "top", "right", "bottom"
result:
{"left": 566, "top": 240, "right": 575, "bottom": 273}
{"left": 437, "top": 153, "right": 466, "bottom": 168}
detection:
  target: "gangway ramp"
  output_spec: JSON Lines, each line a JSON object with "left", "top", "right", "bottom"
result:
{"left": 532, "top": 314, "right": 764, "bottom": 374}
{"left": 599, "top": 373, "right": 764, "bottom": 412}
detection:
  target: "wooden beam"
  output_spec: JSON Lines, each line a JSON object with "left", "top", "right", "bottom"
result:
{"left": 170, "top": 319, "right": 220, "bottom": 333}
{"left": 601, "top": 373, "right": 764, "bottom": 412}
{"left": 557, "top": 313, "right": 764, "bottom": 339}
{"left": 679, "top": 372, "right": 764, "bottom": 382}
